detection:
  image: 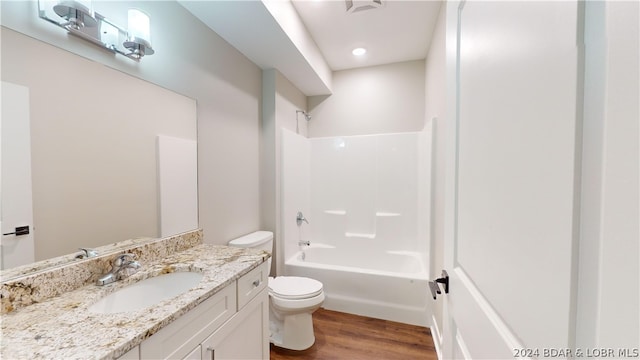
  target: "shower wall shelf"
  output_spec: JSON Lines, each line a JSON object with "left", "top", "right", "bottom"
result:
{"left": 345, "top": 232, "right": 376, "bottom": 239}
{"left": 376, "top": 212, "right": 401, "bottom": 217}
{"left": 322, "top": 211, "right": 401, "bottom": 217}
{"left": 324, "top": 210, "right": 346, "bottom": 215}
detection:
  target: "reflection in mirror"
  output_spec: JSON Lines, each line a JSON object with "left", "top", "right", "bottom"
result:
{"left": 0, "top": 236, "right": 155, "bottom": 281}
{"left": 0, "top": 27, "right": 197, "bottom": 276}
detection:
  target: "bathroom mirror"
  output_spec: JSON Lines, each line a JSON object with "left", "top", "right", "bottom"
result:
{"left": 0, "top": 27, "right": 197, "bottom": 278}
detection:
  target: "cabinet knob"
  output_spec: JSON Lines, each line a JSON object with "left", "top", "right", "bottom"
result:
{"left": 206, "top": 347, "right": 215, "bottom": 360}
{"left": 252, "top": 280, "right": 261, "bottom": 287}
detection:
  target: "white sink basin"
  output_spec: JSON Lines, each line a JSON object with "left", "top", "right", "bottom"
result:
{"left": 88, "top": 272, "right": 204, "bottom": 314}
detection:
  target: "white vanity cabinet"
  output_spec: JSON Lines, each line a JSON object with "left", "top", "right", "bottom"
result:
{"left": 200, "top": 262, "right": 270, "bottom": 360}
{"left": 120, "top": 262, "right": 269, "bottom": 360}
{"left": 201, "top": 288, "right": 269, "bottom": 360}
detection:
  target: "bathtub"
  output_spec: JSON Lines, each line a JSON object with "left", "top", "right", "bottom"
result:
{"left": 284, "top": 244, "right": 430, "bottom": 326}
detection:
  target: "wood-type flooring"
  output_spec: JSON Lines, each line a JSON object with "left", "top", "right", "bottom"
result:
{"left": 270, "top": 308, "right": 438, "bottom": 360}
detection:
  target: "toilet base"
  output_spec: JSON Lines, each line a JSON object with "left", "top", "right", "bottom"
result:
{"left": 269, "top": 308, "right": 316, "bottom": 350}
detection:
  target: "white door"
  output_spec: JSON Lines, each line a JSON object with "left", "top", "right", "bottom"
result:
{"left": 1, "top": 82, "right": 35, "bottom": 269}
{"left": 440, "top": 1, "right": 582, "bottom": 358}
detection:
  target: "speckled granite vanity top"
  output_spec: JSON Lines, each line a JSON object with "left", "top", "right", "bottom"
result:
{"left": 0, "top": 234, "right": 269, "bottom": 360}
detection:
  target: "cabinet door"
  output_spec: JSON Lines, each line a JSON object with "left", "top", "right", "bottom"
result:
{"left": 140, "top": 284, "right": 236, "bottom": 360}
{"left": 182, "top": 345, "right": 201, "bottom": 360}
{"left": 202, "top": 289, "right": 269, "bottom": 360}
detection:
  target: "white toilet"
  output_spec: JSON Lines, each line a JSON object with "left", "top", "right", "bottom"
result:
{"left": 228, "top": 231, "right": 324, "bottom": 351}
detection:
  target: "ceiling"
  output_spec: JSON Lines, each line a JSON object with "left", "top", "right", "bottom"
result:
{"left": 291, "top": 0, "right": 442, "bottom": 71}
{"left": 179, "top": 0, "right": 442, "bottom": 95}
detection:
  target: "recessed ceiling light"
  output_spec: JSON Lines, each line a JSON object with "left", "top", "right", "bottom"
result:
{"left": 352, "top": 47, "right": 367, "bottom": 56}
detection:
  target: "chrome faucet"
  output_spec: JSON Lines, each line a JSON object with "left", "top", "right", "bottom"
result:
{"left": 96, "top": 253, "right": 141, "bottom": 286}
{"left": 296, "top": 211, "right": 309, "bottom": 226}
{"left": 298, "top": 241, "right": 310, "bottom": 246}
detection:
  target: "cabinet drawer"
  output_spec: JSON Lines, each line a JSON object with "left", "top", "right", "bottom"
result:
{"left": 237, "top": 262, "right": 268, "bottom": 310}
{"left": 140, "top": 284, "right": 236, "bottom": 360}
{"left": 117, "top": 345, "right": 139, "bottom": 360}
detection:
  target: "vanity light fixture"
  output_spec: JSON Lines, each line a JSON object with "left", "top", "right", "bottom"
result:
{"left": 38, "top": 1, "right": 155, "bottom": 61}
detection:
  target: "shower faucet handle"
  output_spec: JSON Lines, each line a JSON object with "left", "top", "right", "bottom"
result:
{"left": 296, "top": 211, "right": 309, "bottom": 226}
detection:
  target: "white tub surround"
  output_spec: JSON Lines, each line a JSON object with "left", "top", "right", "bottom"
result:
{"left": 286, "top": 246, "right": 429, "bottom": 326}
{"left": 281, "top": 128, "right": 433, "bottom": 326}
{"left": 307, "top": 131, "right": 431, "bottom": 254}
{"left": 0, "top": 232, "right": 270, "bottom": 360}
{"left": 299, "top": 245, "right": 426, "bottom": 275}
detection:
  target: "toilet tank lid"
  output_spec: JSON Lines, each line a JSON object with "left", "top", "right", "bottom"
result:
{"left": 228, "top": 231, "right": 273, "bottom": 248}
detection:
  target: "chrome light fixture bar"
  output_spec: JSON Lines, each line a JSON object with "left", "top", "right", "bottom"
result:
{"left": 38, "top": 0, "right": 155, "bottom": 61}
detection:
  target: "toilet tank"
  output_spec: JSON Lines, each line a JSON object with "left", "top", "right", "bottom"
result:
{"left": 228, "top": 231, "right": 273, "bottom": 255}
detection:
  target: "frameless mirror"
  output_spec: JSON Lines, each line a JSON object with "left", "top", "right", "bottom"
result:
{"left": 0, "top": 23, "right": 197, "bottom": 279}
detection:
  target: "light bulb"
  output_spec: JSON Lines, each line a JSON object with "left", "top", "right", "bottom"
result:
{"left": 127, "top": 8, "right": 151, "bottom": 43}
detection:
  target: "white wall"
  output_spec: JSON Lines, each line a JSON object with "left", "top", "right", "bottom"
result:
{"left": 261, "top": 69, "right": 308, "bottom": 275}
{"left": 423, "top": 4, "right": 447, "bottom": 354}
{"left": 261, "top": 71, "right": 277, "bottom": 252}
{"left": 577, "top": 0, "right": 639, "bottom": 349}
{"left": 308, "top": 60, "right": 425, "bottom": 137}
{"left": 280, "top": 129, "right": 311, "bottom": 265}
{"left": 1, "top": 1, "right": 263, "bottom": 246}
{"left": 261, "top": 0, "right": 332, "bottom": 94}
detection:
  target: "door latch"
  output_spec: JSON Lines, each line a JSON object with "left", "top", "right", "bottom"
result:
{"left": 3, "top": 226, "right": 30, "bottom": 236}
{"left": 428, "top": 270, "right": 449, "bottom": 300}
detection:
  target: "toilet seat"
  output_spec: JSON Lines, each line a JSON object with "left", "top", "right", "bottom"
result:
{"left": 269, "top": 276, "right": 323, "bottom": 300}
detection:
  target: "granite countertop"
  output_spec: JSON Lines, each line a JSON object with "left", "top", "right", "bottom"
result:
{"left": 0, "top": 244, "right": 269, "bottom": 360}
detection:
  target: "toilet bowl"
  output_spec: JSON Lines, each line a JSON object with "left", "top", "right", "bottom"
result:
{"left": 228, "top": 231, "right": 324, "bottom": 351}
{"left": 268, "top": 276, "right": 325, "bottom": 350}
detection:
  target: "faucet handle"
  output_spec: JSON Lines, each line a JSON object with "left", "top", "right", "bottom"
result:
{"left": 114, "top": 253, "right": 136, "bottom": 267}
{"left": 76, "top": 248, "right": 98, "bottom": 259}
